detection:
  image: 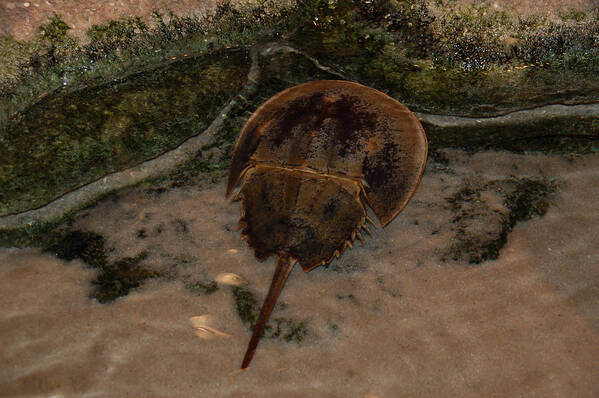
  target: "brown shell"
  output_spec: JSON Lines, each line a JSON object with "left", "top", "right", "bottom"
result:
{"left": 228, "top": 80, "right": 427, "bottom": 369}
{"left": 228, "top": 80, "right": 427, "bottom": 270}
{"left": 228, "top": 80, "right": 427, "bottom": 228}
{"left": 236, "top": 165, "right": 367, "bottom": 271}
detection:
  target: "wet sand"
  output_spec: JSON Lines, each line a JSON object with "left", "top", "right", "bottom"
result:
{"left": 1, "top": 150, "right": 598, "bottom": 397}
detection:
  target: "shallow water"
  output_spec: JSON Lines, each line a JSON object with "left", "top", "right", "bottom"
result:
{"left": 2, "top": 2, "right": 599, "bottom": 396}
{"left": 2, "top": 150, "right": 597, "bottom": 397}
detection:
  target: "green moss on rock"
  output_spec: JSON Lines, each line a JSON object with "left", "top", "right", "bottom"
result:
{"left": 0, "top": 49, "right": 249, "bottom": 215}
{"left": 424, "top": 117, "right": 599, "bottom": 154}
{"left": 289, "top": 0, "right": 599, "bottom": 115}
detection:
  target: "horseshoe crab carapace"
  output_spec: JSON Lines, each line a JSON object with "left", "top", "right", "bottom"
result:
{"left": 226, "top": 80, "right": 427, "bottom": 369}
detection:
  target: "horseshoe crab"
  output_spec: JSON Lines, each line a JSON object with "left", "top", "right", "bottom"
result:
{"left": 227, "top": 80, "right": 427, "bottom": 369}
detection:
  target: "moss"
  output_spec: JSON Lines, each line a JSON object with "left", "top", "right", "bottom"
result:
{"left": 44, "top": 229, "right": 108, "bottom": 268}
{"left": 424, "top": 117, "right": 599, "bottom": 154}
{"left": 91, "top": 251, "right": 159, "bottom": 303}
{"left": 142, "top": 48, "right": 342, "bottom": 192}
{"left": 504, "top": 177, "right": 558, "bottom": 225}
{"left": 0, "top": 220, "right": 60, "bottom": 248}
{"left": 1, "top": 0, "right": 597, "bottom": 231}
{"left": 231, "top": 285, "right": 308, "bottom": 342}
{"left": 287, "top": 0, "right": 599, "bottom": 115}
{"left": 0, "top": 36, "right": 35, "bottom": 92}
{"left": 268, "top": 318, "right": 308, "bottom": 343}
{"left": 3, "top": 0, "right": 599, "bottom": 123}
{"left": 30, "top": 14, "right": 80, "bottom": 71}
{"left": 0, "top": 48, "right": 249, "bottom": 215}
{"left": 86, "top": 17, "right": 149, "bottom": 61}
{"left": 186, "top": 279, "right": 219, "bottom": 296}
{"left": 38, "top": 228, "right": 159, "bottom": 302}
{"left": 445, "top": 177, "right": 558, "bottom": 264}
{"left": 39, "top": 14, "right": 71, "bottom": 43}
{"left": 257, "top": 50, "right": 341, "bottom": 97}
{"left": 232, "top": 285, "right": 261, "bottom": 328}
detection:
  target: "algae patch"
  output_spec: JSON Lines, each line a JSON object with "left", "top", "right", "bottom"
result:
{"left": 1, "top": 49, "right": 249, "bottom": 215}
{"left": 91, "top": 252, "right": 158, "bottom": 304}
{"left": 231, "top": 285, "right": 308, "bottom": 343}
{"left": 45, "top": 229, "right": 107, "bottom": 268}
{"left": 186, "top": 279, "right": 219, "bottom": 296}
{"left": 43, "top": 229, "right": 159, "bottom": 303}
{"left": 424, "top": 116, "right": 599, "bottom": 154}
{"left": 289, "top": 0, "right": 599, "bottom": 116}
{"left": 445, "top": 177, "right": 558, "bottom": 264}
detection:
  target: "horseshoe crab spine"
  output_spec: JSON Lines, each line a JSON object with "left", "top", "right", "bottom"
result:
{"left": 241, "top": 253, "right": 297, "bottom": 370}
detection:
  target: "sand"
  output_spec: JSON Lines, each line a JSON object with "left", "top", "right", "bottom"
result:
{"left": 1, "top": 149, "right": 598, "bottom": 397}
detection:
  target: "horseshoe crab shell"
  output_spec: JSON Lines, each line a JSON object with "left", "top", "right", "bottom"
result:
{"left": 227, "top": 80, "right": 427, "bottom": 369}
{"left": 228, "top": 80, "right": 427, "bottom": 228}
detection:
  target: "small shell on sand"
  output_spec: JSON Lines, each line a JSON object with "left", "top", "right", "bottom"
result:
{"left": 215, "top": 272, "right": 247, "bottom": 286}
{"left": 189, "top": 315, "right": 231, "bottom": 339}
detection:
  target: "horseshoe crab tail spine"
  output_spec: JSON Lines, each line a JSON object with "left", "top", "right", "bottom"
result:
{"left": 241, "top": 253, "right": 297, "bottom": 370}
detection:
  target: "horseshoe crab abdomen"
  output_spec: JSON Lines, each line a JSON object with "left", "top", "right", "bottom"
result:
{"left": 237, "top": 165, "right": 367, "bottom": 271}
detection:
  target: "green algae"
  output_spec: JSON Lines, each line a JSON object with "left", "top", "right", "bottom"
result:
{"left": 231, "top": 285, "right": 308, "bottom": 342}
{"left": 504, "top": 177, "right": 559, "bottom": 225}
{"left": 41, "top": 228, "right": 159, "bottom": 302}
{"left": 0, "top": 3, "right": 299, "bottom": 125}
{"left": 445, "top": 177, "right": 558, "bottom": 264}
{"left": 91, "top": 251, "right": 159, "bottom": 303}
{"left": 0, "top": 220, "right": 60, "bottom": 248}
{"left": 256, "top": 48, "right": 341, "bottom": 97}
{"left": 0, "top": 36, "right": 35, "bottom": 90}
{"left": 268, "top": 318, "right": 308, "bottom": 343}
{"left": 232, "top": 286, "right": 260, "bottom": 328}
{"left": 85, "top": 16, "right": 149, "bottom": 62}
{"left": 186, "top": 279, "right": 219, "bottom": 296}
{"left": 424, "top": 116, "right": 599, "bottom": 154}
{"left": 289, "top": 0, "right": 599, "bottom": 115}
{"left": 44, "top": 229, "right": 108, "bottom": 268}
{"left": 2, "top": 0, "right": 598, "bottom": 120}
{"left": 0, "top": 48, "right": 249, "bottom": 215}
{"left": 35, "top": 14, "right": 79, "bottom": 68}
{"left": 144, "top": 48, "right": 342, "bottom": 191}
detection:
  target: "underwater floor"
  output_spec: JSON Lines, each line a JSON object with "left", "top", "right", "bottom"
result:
{"left": 2, "top": 1, "right": 599, "bottom": 396}
{"left": 1, "top": 150, "right": 598, "bottom": 397}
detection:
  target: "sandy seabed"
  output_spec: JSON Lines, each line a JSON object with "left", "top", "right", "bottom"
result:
{"left": 1, "top": 150, "right": 598, "bottom": 397}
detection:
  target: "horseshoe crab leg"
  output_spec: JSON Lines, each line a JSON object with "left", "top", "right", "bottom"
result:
{"left": 241, "top": 253, "right": 297, "bottom": 370}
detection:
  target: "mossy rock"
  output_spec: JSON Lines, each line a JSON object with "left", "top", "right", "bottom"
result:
{"left": 289, "top": 0, "right": 599, "bottom": 116}
{"left": 424, "top": 117, "right": 599, "bottom": 154}
{"left": 0, "top": 48, "right": 249, "bottom": 215}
